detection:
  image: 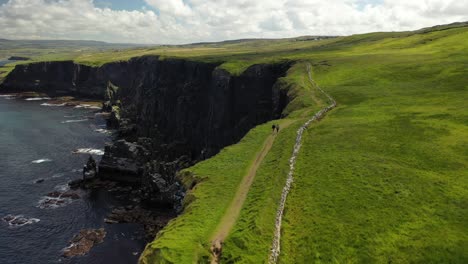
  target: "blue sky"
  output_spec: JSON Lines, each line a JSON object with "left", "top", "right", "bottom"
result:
{"left": 93, "top": 0, "right": 149, "bottom": 10}
{"left": 0, "top": 0, "right": 150, "bottom": 10}
{"left": 0, "top": 0, "right": 466, "bottom": 44}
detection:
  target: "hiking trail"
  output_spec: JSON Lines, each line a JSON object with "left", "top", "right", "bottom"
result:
{"left": 210, "top": 119, "right": 294, "bottom": 264}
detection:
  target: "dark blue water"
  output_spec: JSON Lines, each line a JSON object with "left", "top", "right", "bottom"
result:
{"left": 0, "top": 60, "right": 10, "bottom": 67}
{"left": 0, "top": 97, "right": 145, "bottom": 264}
{"left": 0, "top": 59, "right": 18, "bottom": 67}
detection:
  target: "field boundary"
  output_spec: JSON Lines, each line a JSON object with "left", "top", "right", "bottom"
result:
{"left": 210, "top": 119, "right": 294, "bottom": 263}
{"left": 268, "top": 63, "right": 337, "bottom": 264}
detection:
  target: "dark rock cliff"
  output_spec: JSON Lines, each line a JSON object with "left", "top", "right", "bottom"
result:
{"left": 1, "top": 56, "right": 292, "bottom": 208}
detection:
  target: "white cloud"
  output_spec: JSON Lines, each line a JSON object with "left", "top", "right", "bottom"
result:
{"left": 0, "top": 0, "right": 466, "bottom": 44}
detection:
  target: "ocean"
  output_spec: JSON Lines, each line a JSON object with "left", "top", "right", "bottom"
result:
{"left": 0, "top": 96, "right": 145, "bottom": 264}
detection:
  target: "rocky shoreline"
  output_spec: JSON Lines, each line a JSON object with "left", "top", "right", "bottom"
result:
{"left": 0, "top": 56, "right": 293, "bottom": 259}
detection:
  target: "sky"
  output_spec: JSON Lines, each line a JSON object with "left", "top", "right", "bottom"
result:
{"left": 0, "top": 0, "right": 466, "bottom": 44}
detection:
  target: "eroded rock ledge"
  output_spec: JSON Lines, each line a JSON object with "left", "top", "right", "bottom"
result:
{"left": 1, "top": 56, "right": 292, "bottom": 211}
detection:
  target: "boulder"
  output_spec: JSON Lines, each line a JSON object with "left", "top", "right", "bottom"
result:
{"left": 62, "top": 228, "right": 106, "bottom": 258}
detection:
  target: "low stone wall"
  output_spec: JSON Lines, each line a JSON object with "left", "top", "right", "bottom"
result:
{"left": 269, "top": 64, "right": 337, "bottom": 263}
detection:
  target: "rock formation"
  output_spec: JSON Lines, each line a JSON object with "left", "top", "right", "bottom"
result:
{"left": 1, "top": 56, "right": 292, "bottom": 209}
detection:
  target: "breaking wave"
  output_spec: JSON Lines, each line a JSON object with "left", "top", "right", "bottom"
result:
{"left": 95, "top": 128, "right": 113, "bottom": 134}
{"left": 25, "top": 97, "right": 51, "bottom": 101}
{"left": 41, "top": 103, "right": 66, "bottom": 107}
{"left": 2, "top": 214, "right": 40, "bottom": 227}
{"left": 32, "top": 159, "right": 52, "bottom": 164}
{"left": 74, "top": 104, "right": 101, "bottom": 110}
{"left": 72, "top": 148, "right": 105, "bottom": 156}
{"left": 61, "top": 119, "right": 88, "bottom": 124}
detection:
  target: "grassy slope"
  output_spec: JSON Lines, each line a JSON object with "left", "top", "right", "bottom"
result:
{"left": 140, "top": 120, "right": 286, "bottom": 264}
{"left": 2, "top": 23, "right": 466, "bottom": 263}
{"left": 140, "top": 25, "right": 467, "bottom": 263}
{"left": 281, "top": 29, "right": 468, "bottom": 263}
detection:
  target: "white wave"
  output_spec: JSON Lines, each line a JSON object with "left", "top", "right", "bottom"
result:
{"left": 74, "top": 104, "right": 101, "bottom": 110}
{"left": 0, "top": 94, "right": 15, "bottom": 98}
{"left": 54, "top": 183, "right": 70, "bottom": 192}
{"left": 2, "top": 214, "right": 40, "bottom": 227}
{"left": 61, "top": 119, "right": 88, "bottom": 124}
{"left": 41, "top": 103, "right": 66, "bottom": 107}
{"left": 95, "top": 128, "right": 113, "bottom": 134}
{"left": 32, "top": 158, "right": 52, "bottom": 164}
{"left": 25, "top": 97, "right": 51, "bottom": 101}
{"left": 72, "top": 148, "right": 105, "bottom": 156}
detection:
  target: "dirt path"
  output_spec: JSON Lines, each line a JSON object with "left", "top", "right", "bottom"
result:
{"left": 210, "top": 119, "right": 295, "bottom": 264}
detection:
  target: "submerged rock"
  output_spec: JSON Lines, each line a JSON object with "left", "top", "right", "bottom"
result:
{"left": 34, "top": 178, "right": 45, "bottom": 184}
{"left": 2, "top": 214, "right": 40, "bottom": 227}
{"left": 105, "top": 206, "right": 174, "bottom": 240}
{"left": 62, "top": 228, "right": 106, "bottom": 258}
{"left": 38, "top": 190, "right": 81, "bottom": 209}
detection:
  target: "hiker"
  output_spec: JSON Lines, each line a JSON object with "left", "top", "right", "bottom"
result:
{"left": 272, "top": 124, "right": 276, "bottom": 133}
{"left": 276, "top": 124, "right": 280, "bottom": 133}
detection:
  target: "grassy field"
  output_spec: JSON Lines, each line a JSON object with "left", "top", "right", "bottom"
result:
{"left": 281, "top": 38, "right": 468, "bottom": 263}
{"left": 139, "top": 23, "right": 467, "bottom": 263}
{"left": 140, "top": 119, "right": 289, "bottom": 263}
{"left": 2, "top": 22, "right": 467, "bottom": 263}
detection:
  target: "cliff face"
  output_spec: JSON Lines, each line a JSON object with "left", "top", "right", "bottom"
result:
{"left": 2, "top": 61, "right": 107, "bottom": 98}
{"left": 1, "top": 56, "right": 291, "bottom": 207}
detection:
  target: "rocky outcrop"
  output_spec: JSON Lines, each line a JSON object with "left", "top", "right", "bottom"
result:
{"left": 99, "top": 139, "right": 151, "bottom": 183}
{"left": 83, "top": 156, "right": 97, "bottom": 180}
{"left": 1, "top": 56, "right": 292, "bottom": 208}
{"left": 62, "top": 228, "right": 106, "bottom": 258}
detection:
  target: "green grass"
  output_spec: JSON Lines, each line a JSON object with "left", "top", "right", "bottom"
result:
{"left": 280, "top": 40, "right": 468, "bottom": 263}
{"left": 140, "top": 120, "right": 287, "bottom": 264}
{"left": 140, "top": 24, "right": 466, "bottom": 263}
{"left": 140, "top": 24, "right": 467, "bottom": 263}
{"left": 3, "top": 22, "right": 467, "bottom": 263}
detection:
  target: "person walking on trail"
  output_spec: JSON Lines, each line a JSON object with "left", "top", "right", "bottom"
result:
{"left": 276, "top": 124, "right": 280, "bottom": 133}
{"left": 272, "top": 124, "right": 276, "bottom": 133}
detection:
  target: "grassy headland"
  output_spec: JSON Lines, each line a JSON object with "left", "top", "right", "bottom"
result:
{"left": 140, "top": 22, "right": 468, "bottom": 263}
{"left": 2, "top": 22, "right": 467, "bottom": 263}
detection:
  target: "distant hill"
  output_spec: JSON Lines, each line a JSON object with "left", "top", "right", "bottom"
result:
{"left": 0, "top": 38, "right": 144, "bottom": 48}
{"left": 187, "top": 36, "right": 337, "bottom": 46}
{"left": 0, "top": 39, "right": 146, "bottom": 61}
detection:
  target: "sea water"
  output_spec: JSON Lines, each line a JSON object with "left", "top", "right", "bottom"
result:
{"left": 0, "top": 97, "right": 145, "bottom": 264}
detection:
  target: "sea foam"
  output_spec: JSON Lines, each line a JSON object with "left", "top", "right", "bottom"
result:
{"left": 25, "top": 97, "right": 51, "bottom": 101}
{"left": 74, "top": 104, "right": 101, "bottom": 110}
{"left": 32, "top": 159, "right": 52, "bottom": 164}
{"left": 72, "top": 148, "right": 105, "bottom": 156}
{"left": 2, "top": 214, "right": 40, "bottom": 227}
{"left": 41, "top": 103, "right": 66, "bottom": 107}
{"left": 61, "top": 119, "right": 88, "bottom": 124}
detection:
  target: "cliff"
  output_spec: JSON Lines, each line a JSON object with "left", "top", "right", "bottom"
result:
{"left": 1, "top": 56, "right": 292, "bottom": 207}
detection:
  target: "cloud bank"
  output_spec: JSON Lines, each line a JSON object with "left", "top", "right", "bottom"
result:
{"left": 0, "top": 0, "right": 466, "bottom": 44}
